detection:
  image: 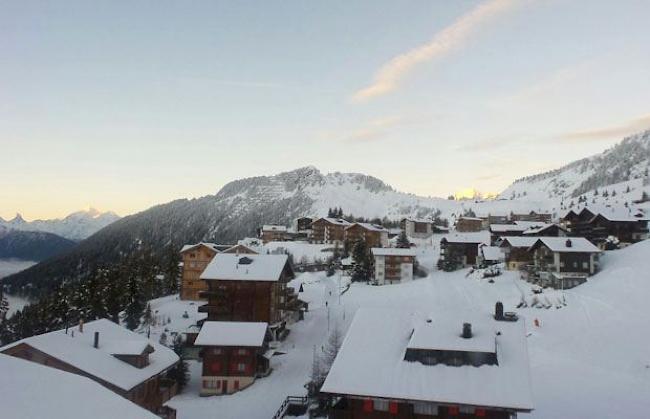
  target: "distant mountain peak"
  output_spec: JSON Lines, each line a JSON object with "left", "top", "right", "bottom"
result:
{"left": 9, "top": 213, "right": 26, "bottom": 224}
{"left": 0, "top": 209, "right": 120, "bottom": 241}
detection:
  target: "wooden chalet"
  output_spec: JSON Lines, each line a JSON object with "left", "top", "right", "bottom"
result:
{"left": 221, "top": 243, "right": 259, "bottom": 254}
{"left": 562, "top": 206, "right": 648, "bottom": 247}
{"left": 511, "top": 211, "right": 552, "bottom": 223}
{"left": 198, "top": 253, "right": 306, "bottom": 341}
{"left": 455, "top": 217, "right": 483, "bottom": 232}
{"left": 310, "top": 218, "right": 352, "bottom": 244}
{"left": 439, "top": 235, "right": 486, "bottom": 270}
{"left": 371, "top": 248, "right": 417, "bottom": 285}
{"left": 259, "top": 225, "right": 289, "bottom": 243}
{"left": 344, "top": 223, "right": 389, "bottom": 248}
{"left": 180, "top": 242, "right": 221, "bottom": 301}
{"left": 477, "top": 244, "right": 504, "bottom": 267}
{"left": 195, "top": 321, "right": 271, "bottom": 396}
{"left": 528, "top": 237, "right": 601, "bottom": 289}
{"left": 498, "top": 236, "right": 538, "bottom": 271}
{"left": 0, "top": 319, "right": 180, "bottom": 419}
{"left": 400, "top": 218, "right": 434, "bottom": 239}
{"left": 321, "top": 308, "right": 534, "bottom": 419}
{"left": 293, "top": 216, "right": 314, "bottom": 233}
{"left": 490, "top": 221, "right": 562, "bottom": 245}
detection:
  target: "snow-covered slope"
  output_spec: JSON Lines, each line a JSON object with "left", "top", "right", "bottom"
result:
{"left": 0, "top": 208, "right": 120, "bottom": 241}
{"left": 500, "top": 130, "right": 650, "bottom": 202}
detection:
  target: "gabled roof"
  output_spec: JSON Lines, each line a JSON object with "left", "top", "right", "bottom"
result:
{"left": 345, "top": 222, "right": 388, "bottom": 232}
{"left": 195, "top": 322, "right": 268, "bottom": 347}
{"left": 0, "top": 354, "right": 161, "bottom": 419}
{"left": 490, "top": 224, "right": 529, "bottom": 233}
{"left": 312, "top": 217, "right": 353, "bottom": 226}
{"left": 441, "top": 234, "right": 487, "bottom": 245}
{"left": 402, "top": 217, "right": 434, "bottom": 224}
{"left": 480, "top": 246, "right": 504, "bottom": 261}
{"left": 522, "top": 223, "right": 566, "bottom": 235}
{"left": 0, "top": 319, "right": 179, "bottom": 392}
{"left": 371, "top": 248, "right": 417, "bottom": 257}
{"left": 498, "top": 236, "right": 538, "bottom": 248}
{"left": 321, "top": 308, "right": 534, "bottom": 412}
{"left": 200, "top": 253, "right": 292, "bottom": 282}
{"left": 222, "top": 243, "right": 260, "bottom": 254}
{"left": 531, "top": 237, "right": 600, "bottom": 253}
{"left": 180, "top": 242, "right": 221, "bottom": 254}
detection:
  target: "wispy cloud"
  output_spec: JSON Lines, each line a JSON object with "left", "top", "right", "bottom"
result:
{"left": 351, "top": 0, "right": 517, "bottom": 102}
{"left": 344, "top": 116, "right": 403, "bottom": 142}
{"left": 560, "top": 114, "right": 650, "bottom": 143}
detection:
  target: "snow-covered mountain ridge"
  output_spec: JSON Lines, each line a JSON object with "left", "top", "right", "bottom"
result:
{"left": 500, "top": 130, "right": 650, "bottom": 202}
{"left": 0, "top": 208, "right": 120, "bottom": 241}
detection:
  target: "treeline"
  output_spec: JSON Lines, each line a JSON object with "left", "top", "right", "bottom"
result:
{"left": 0, "top": 245, "right": 180, "bottom": 345}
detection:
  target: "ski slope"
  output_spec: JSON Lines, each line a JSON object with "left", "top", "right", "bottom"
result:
{"left": 147, "top": 240, "right": 650, "bottom": 418}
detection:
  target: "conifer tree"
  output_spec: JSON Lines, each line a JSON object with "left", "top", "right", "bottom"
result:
{"left": 123, "top": 276, "right": 144, "bottom": 330}
{"left": 351, "top": 239, "right": 372, "bottom": 282}
{"left": 396, "top": 231, "right": 410, "bottom": 248}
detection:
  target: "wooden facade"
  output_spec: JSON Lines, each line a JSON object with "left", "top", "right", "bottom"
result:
{"left": 328, "top": 397, "right": 513, "bottom": 419}
{"left": 400, "top": 219, "right": 434, "bottom": 239}
{"left": 344, "top": 223, "right": 389, "bottom": 248}
{"left": 200, "top": 345, "right": 269, "bottom": 396}
{"left": 511, "top": 211, "right": 552, "bottom": 223}
{"left": 455, "top": 217, "right": 483, "bottom": 232}
{"left": 439, "top": 238, "right": 482, "bottom": 269}
{"left": 199, "top": 262, "right": 302, "bottom": 341}
{"left": 180, "top": 244, "right": 219, "bottom": 301}
{"left": 529, "top": 239, "right": 600, "bottom": 288}
{"left": 2, "top": 342, "right": 177, "bottom": 418}
{"left": 260, "top": 225, "right": 288, "bottom": 243}
{"left": 311, "top": 218, "right": 351, "bottom": 244}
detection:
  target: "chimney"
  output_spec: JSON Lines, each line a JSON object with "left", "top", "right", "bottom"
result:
{"left": 94, "top": 332, "right": 99, "bottom": 349}
{"left": 566, "top": 239, "right": 572, "bottom": 248}
{"left": 462, "top": 323, "right": 472, "bottom": 339}
{"left": 495, "top": 301, "right": 504, "bottom": 320}
{"left": 79, "top": 319, "right": 84, "bottom": 333}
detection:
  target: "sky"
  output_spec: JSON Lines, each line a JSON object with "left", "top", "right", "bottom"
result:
{"left": 2, "top": 0, "right": 650, "bottom": 220}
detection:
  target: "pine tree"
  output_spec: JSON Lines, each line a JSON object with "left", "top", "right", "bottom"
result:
{"left": 351, "top": 240, "right": 372, "bottom": 282}
{"left": 142, "top": 303, "right": 154, "bottom": 329}
{"left": 167, "top": 336, "right": 190, "bottom": 391}
{"left": 0, "top": 288, "right": 9, "bottom": 322}
{"left": 396, "top": 231, "right": 410, "bottom": 248}
{"left": 123, "top": 276, "right": 144, "bottom": 331}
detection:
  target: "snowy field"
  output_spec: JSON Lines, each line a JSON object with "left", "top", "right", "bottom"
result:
{"left": 147, "top": 241, "right": 650, "bottom": 419}
{"left": 0, "top": 259, "right": 36, "bottom": 316}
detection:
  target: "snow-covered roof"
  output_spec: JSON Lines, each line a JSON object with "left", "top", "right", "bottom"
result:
{"left": 312, "top": 217, "right": 353, "bottom": 226}
{"left": 490, "top": 224, "right": 529, "bottom": 233}
{"left": 402, "top": 217, "right": 434, "bottom": 224}
{"left": 262, "top": 224, "right": 287, "bottom": 232}
{"left": 222, "top": 243, "right": 260, "bottom": 254}
{"left": 499, "top": 236, "right": 539, "bottom": 248}
{"left": 532, "top": 237, "right": 600, "bottom": 253}
{"left": 371, "top": 248, "right": 417, "bottom": 257}
{"left": 200, "top": 253, "right": 291, "bottom": 282}
{"left": 513, "top": 220, "right": 550, "bottom": 229}
{"left": 195, "top": 321, "right": 268, "bottom": 347}
{"left": 0, "top": 319, "right": 179, "bottom": 392}
{"left": 321, "top": 308, "right": 534, "bottom": 412}
{"left": 442, "top": 234, "right": 487, "bottom": 244}
{"left": 458, "top": 216, "right": 483, "bottom": 221}
{"left": 346, "top": 222, "right": 388, "bottom": 232}
{"left": 407, "top": 319, "right": 496, "bottom": 354}
{"left": 0, "top": 354, "right": 161, "bottom": 419}
{"left": 522, "top": 223, "right": 565, "bottom": 235}
{"left": 480, "top": 246, "right": 504, "bottom": 261}
{"left": 180, "top": 242, "right": 221, "bottom": 254}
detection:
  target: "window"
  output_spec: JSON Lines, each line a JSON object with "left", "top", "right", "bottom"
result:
{"left": 413, "top": 403, "right": 438, "bottom": 415}
{"left": 583, "top": 262, "right": 589, "bottom": 269}
{"left": 373, "top": 399, "right": 389, "bottom": 411}
{"left": 237, "top": 363, "right": 247, "bottom": 372}
{"left": 237, "top": 349, "right": 249, "bottom": 356}
{"left": 204, "top": 379, "right": 218, "bottom": 389}
{"left": 212, "top": 348, "right": 222, "bottom": 355}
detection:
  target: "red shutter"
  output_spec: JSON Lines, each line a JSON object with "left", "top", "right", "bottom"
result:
{"left": 475, "top": 408, "right": 486, "bottom": 417}
{"left": 234, "top": 380, "right": 240, "bottom": 390}
{"left": 210, "top": 362, "right": 221, "bottom": 374}
{"left": 363, "top": 399, "right": 373, "bottom": 412}
{"left": 448, "top": 406, "right": 459, "bottom": 416}
{"left": 389, "top": 401, "right": 398, "bottom": 414}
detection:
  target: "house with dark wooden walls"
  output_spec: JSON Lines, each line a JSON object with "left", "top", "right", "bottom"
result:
{"left": 310, "top": 218, "right": 352, "bottom": 244}
{"left": 321, "top": 308, "right": 534, "bottom": 419}
{"left": 528, "top": 237, "right": 601, "bottom": 288}
{"left": 438, "top": 235, "right": 486, "bottom": 270}
{"left": 344, "top": 223, "right": 389, "bottom": 248}
{"left": 199, "top": 253, "right": 305, "bottom": 341}
{"left": 0, "top": 319, "right": 180, "bottom": 419}
{"left": 455, "top": 217, "right": 484, "bottom": 232}
{"left": 195, "top": 321, "right": 271, "bottom": 396}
